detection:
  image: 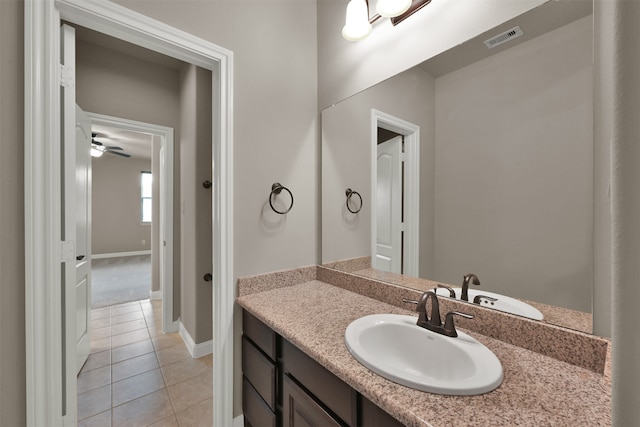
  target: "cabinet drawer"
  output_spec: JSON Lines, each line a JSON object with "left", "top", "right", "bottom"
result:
{"left": 243, "top": 376, "right": 276, "bottom": 427}
{"left": 282, "top": 339, "right": 354, "bottom": 426}
{"left": 242, "top": 336, "right": 276, "bottom": 410}
{"left": 283, "top": 375, "right": 343, "bottom": 427}
{"left": 243, "top": 310, "right": 277, "bottom": 361}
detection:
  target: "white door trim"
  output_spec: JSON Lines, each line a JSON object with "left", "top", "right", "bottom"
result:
{"left": 24, "top": 1, "right": 234, "bottom": 425}
{"left": 371, "top": 109, "right": 420, "bottom": 277}
{"left": 87, "top": 113, "right": 177, "bottom": 334}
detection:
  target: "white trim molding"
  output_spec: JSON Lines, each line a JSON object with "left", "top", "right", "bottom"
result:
{"left": 24, "top": 1, "right": 234, "bottom": 425}
{"left": 150, "top": 290, "right": 163, "bottom": 300}
{"left": 91, "top": 250, "right": 152, "bottom": 259}
{"left": 370, "top": 109, "right": 420, "bottom": 277}
{"left": 179, "top": 321, "right": 214, "bottom": 359}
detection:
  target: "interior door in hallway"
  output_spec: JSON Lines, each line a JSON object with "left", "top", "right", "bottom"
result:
{"left": 375, "top": 135, "right": 403, "bottom": 274}
{"left": 75, "top": 105, "right": 92, "bottom": 373}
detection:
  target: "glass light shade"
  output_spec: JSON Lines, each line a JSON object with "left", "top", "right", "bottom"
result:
{"left": 90, "top": 147, "right": 104, "bottom": 158}
{"left": 342, "top": 0, "right": 372, "bottom": 41}
{"left": 376, "top": 0, "right": 412, "bottom": 18}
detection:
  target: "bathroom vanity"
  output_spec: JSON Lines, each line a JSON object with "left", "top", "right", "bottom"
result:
{"left": 237, "top": 267, "right": 611, "bottom": 427}
{"left": 242, "top": 310, "right": 403, "bottom": 427}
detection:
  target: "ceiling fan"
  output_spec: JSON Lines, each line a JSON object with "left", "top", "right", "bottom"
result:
{"left": 91, "top": 133, "right": 131, "bottom": 158}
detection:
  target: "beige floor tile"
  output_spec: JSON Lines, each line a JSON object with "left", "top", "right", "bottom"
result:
{"left": 147, "top": 325, "right": 164, "bottom": 338}
{"left": 175, "top": 397, "right": 213, "bottom": 427}
{"left": 148, "top": 415, "right": 179, "bottom": 427}
{"left": 111, "top": 310, "right": 145, "bottom": 325}
{"left": 144, "top": 315, "right": 162, "bottom": 327}
{"left": 112, "top": 368, "right": 166, "bottom": 407}
{"left": 155, "top": 344, "right": 191, "bottom": 367}
{"left": 152, "top": 333, "right": 183, "bottom": 351}
{"left": 90, "top": 336, "right": 111, "bottom": 354}
{"left": 111, "top": 318, "right": 147, "bottom": 336}
{"left": 112, "top": 352, "right": 159, "bottom": 382}
{"left": 91, "top": 316, "right": 111, "bottom": 330}
{"left": 78, "top": 384, "right": 111, "bottom": 421}
{"left": 78, "top": 409, "right": 111, "bottom": 427}
{"left": 92, "top": 325, "right": 111, "bottom": 341}
{"left": 167, "top": 373, "right": 213, "bottom": 413}
{"left": 160, "top": 357, "right": 209, "bottom": 387}
{"left": 197, "top": 353, "right": 213, "bottom": 369}
{"left": 111, "top": 303, "right": 143, "bottom": 316}
{"left": 112, "top": 339, "right": 155, "bottom": 364}
{"left": 112, "top": 389, "right": 174, "bottom": 427}
{"left": 91, "top": 307, "right": 111, "bottom": 321}
{"left": 77, "top": 365, "right": 111, "bottom": 394}
{"left": 81, "top": 350, "right": 111, "bottom": 373}
{"left": 111, "top": 328, "right": 150, "bottom": 349}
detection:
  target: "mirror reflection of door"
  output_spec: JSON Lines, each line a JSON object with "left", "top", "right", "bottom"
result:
{"left": 375, "top": 133, "right": 404, "bottom": 274}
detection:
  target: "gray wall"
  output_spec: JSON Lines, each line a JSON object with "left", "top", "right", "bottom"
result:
{"left": 179, "top": 64, "right": 213, "bottom": 344}
{"left": 92, "top": 155, "right": 152, "bottom": 254}
{"left": 433, "top": 16, "right": 593, "bottom": 311}
{"left": 0, "top": 1, "right": 25, "bottom": 425}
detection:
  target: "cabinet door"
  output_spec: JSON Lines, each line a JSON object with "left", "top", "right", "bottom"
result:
{"left": 283, "top": 375, "right": 344, "bottom": 427}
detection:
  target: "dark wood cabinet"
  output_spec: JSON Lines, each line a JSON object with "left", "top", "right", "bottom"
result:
{"left": 242, "top": 310, "right": 405, "bottom": 427}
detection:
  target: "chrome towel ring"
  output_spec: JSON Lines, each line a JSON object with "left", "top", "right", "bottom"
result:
{"left": 269, "top": 182, "right": 294, "bottom": 214}
{"left": 345, "top": 188, "right": 363, "bottom": 214}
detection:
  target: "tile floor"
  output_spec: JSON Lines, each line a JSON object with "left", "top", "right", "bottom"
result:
{"left": 78, "top": 299, "right": 213, "bottom": 427}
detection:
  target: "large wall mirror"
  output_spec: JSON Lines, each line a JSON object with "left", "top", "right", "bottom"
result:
{"left": 321, "top": 0, "right": 595, "bottom": 333}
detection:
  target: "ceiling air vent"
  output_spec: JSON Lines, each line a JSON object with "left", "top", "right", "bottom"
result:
{"left": 484, "top": 26, "right": 524, "bottom": 49}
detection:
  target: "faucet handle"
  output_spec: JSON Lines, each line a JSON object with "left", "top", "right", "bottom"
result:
{"left": 443, "top": 311, "right": 474, "bottom": 337}
{"left": 473, "top": 295, "right": 498, "bottom": 305}
{"left": 436, "top": 284, "right": 456, "bottom": 298}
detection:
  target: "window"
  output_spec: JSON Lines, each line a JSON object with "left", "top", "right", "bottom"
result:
{"left": 141, "top": 171, "right": 152, "bottom": 223}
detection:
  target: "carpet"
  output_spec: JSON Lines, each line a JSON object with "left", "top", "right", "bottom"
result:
{"left": 91, "top": 255, "right": 151, "bottom": 308}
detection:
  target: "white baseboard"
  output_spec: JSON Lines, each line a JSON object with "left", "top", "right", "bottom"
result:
{"left": 233, "top": 415, "right": 244, "bottom": 426}
{"left": 164, "top": 319, "right": 180, "bottom": 334}
{"left": 179, "top": 321, "right": 213, "bottom": 358}
{"left": 92, "top": 250, "right": 152, "bottom": 259}
{"left": 149, "top": 290, "right": 162, "bottom": 300}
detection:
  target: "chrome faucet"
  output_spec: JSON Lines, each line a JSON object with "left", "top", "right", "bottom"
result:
{"left": 461, "top": 273, "right": 481, "bottom": 301}
{"left": 403, "top": 291, "right": 474, "bottom": 338}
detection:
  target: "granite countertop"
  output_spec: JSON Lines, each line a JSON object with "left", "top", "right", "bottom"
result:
{"left": 236, "top": 280, "right": 611, "bottom": 427}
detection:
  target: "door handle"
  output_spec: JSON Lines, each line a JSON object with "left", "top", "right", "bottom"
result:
{"left": 76, "top": 255, "right": 85, "bottom": 261}
{"left": 204, "top": 273, "right": 212, "bottom": 282}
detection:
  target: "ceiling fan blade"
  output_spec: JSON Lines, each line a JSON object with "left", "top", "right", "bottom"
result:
{"left": 107, "top": 150, "right": 131, "bottom": 158}
{"left": 105, "top": 146, "right": 124, "bottom": 150}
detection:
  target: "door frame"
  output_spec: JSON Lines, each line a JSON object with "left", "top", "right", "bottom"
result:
{"left": 87, "top": 113, "right": 177, "bottom": 334}
{"left": 370, "top": 109, "right": 420, "bottom": 277}
{"left": 24, "top": 0, "right": 234, "bottom": 425}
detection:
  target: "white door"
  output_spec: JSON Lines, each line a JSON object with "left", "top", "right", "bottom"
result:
{"left": 61, "top": 23, "right": 79, "bottom": 421}
{"left": 375, "top": 136, "right": 403, "bottom": 273}
{"left": 75, "top": 106, "right": 92, "bottom": 373}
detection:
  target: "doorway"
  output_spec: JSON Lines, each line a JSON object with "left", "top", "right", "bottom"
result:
{"left": 88, "top": 113, "right": 176, "bottom": 334}
{"left": 371, "top": 109, "right": 420, "bottom": 277}
{"left": 24, "top": 1, "right": 234, "bottom": 425}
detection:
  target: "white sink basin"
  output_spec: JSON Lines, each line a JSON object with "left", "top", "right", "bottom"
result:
{"left": 345, "top": 314, "right": 503, "bottom": 395}
{"left": 434, "top": 287, "right": 544, "bottom": 321}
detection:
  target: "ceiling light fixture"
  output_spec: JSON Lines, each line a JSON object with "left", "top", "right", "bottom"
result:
{"left": 90, "top": 146, "right": 105, "bottom": 158}
{"left": 342, "top": 0, "right": 432, "bottom": 42}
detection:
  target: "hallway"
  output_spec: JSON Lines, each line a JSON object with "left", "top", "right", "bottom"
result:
{"left": 77, "top": 299, "right": 213, "bottom": 426}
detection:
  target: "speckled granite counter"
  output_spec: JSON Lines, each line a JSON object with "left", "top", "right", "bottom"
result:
{"left": 237, "top": 278, "right": 611, "bottom": 427}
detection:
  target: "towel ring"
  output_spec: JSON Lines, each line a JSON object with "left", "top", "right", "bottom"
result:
{"left": 269, "top": 182, "right": 294, "bottom": 214}
{"left": 345, "top": 188, "right": 363, "bottom": 214}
